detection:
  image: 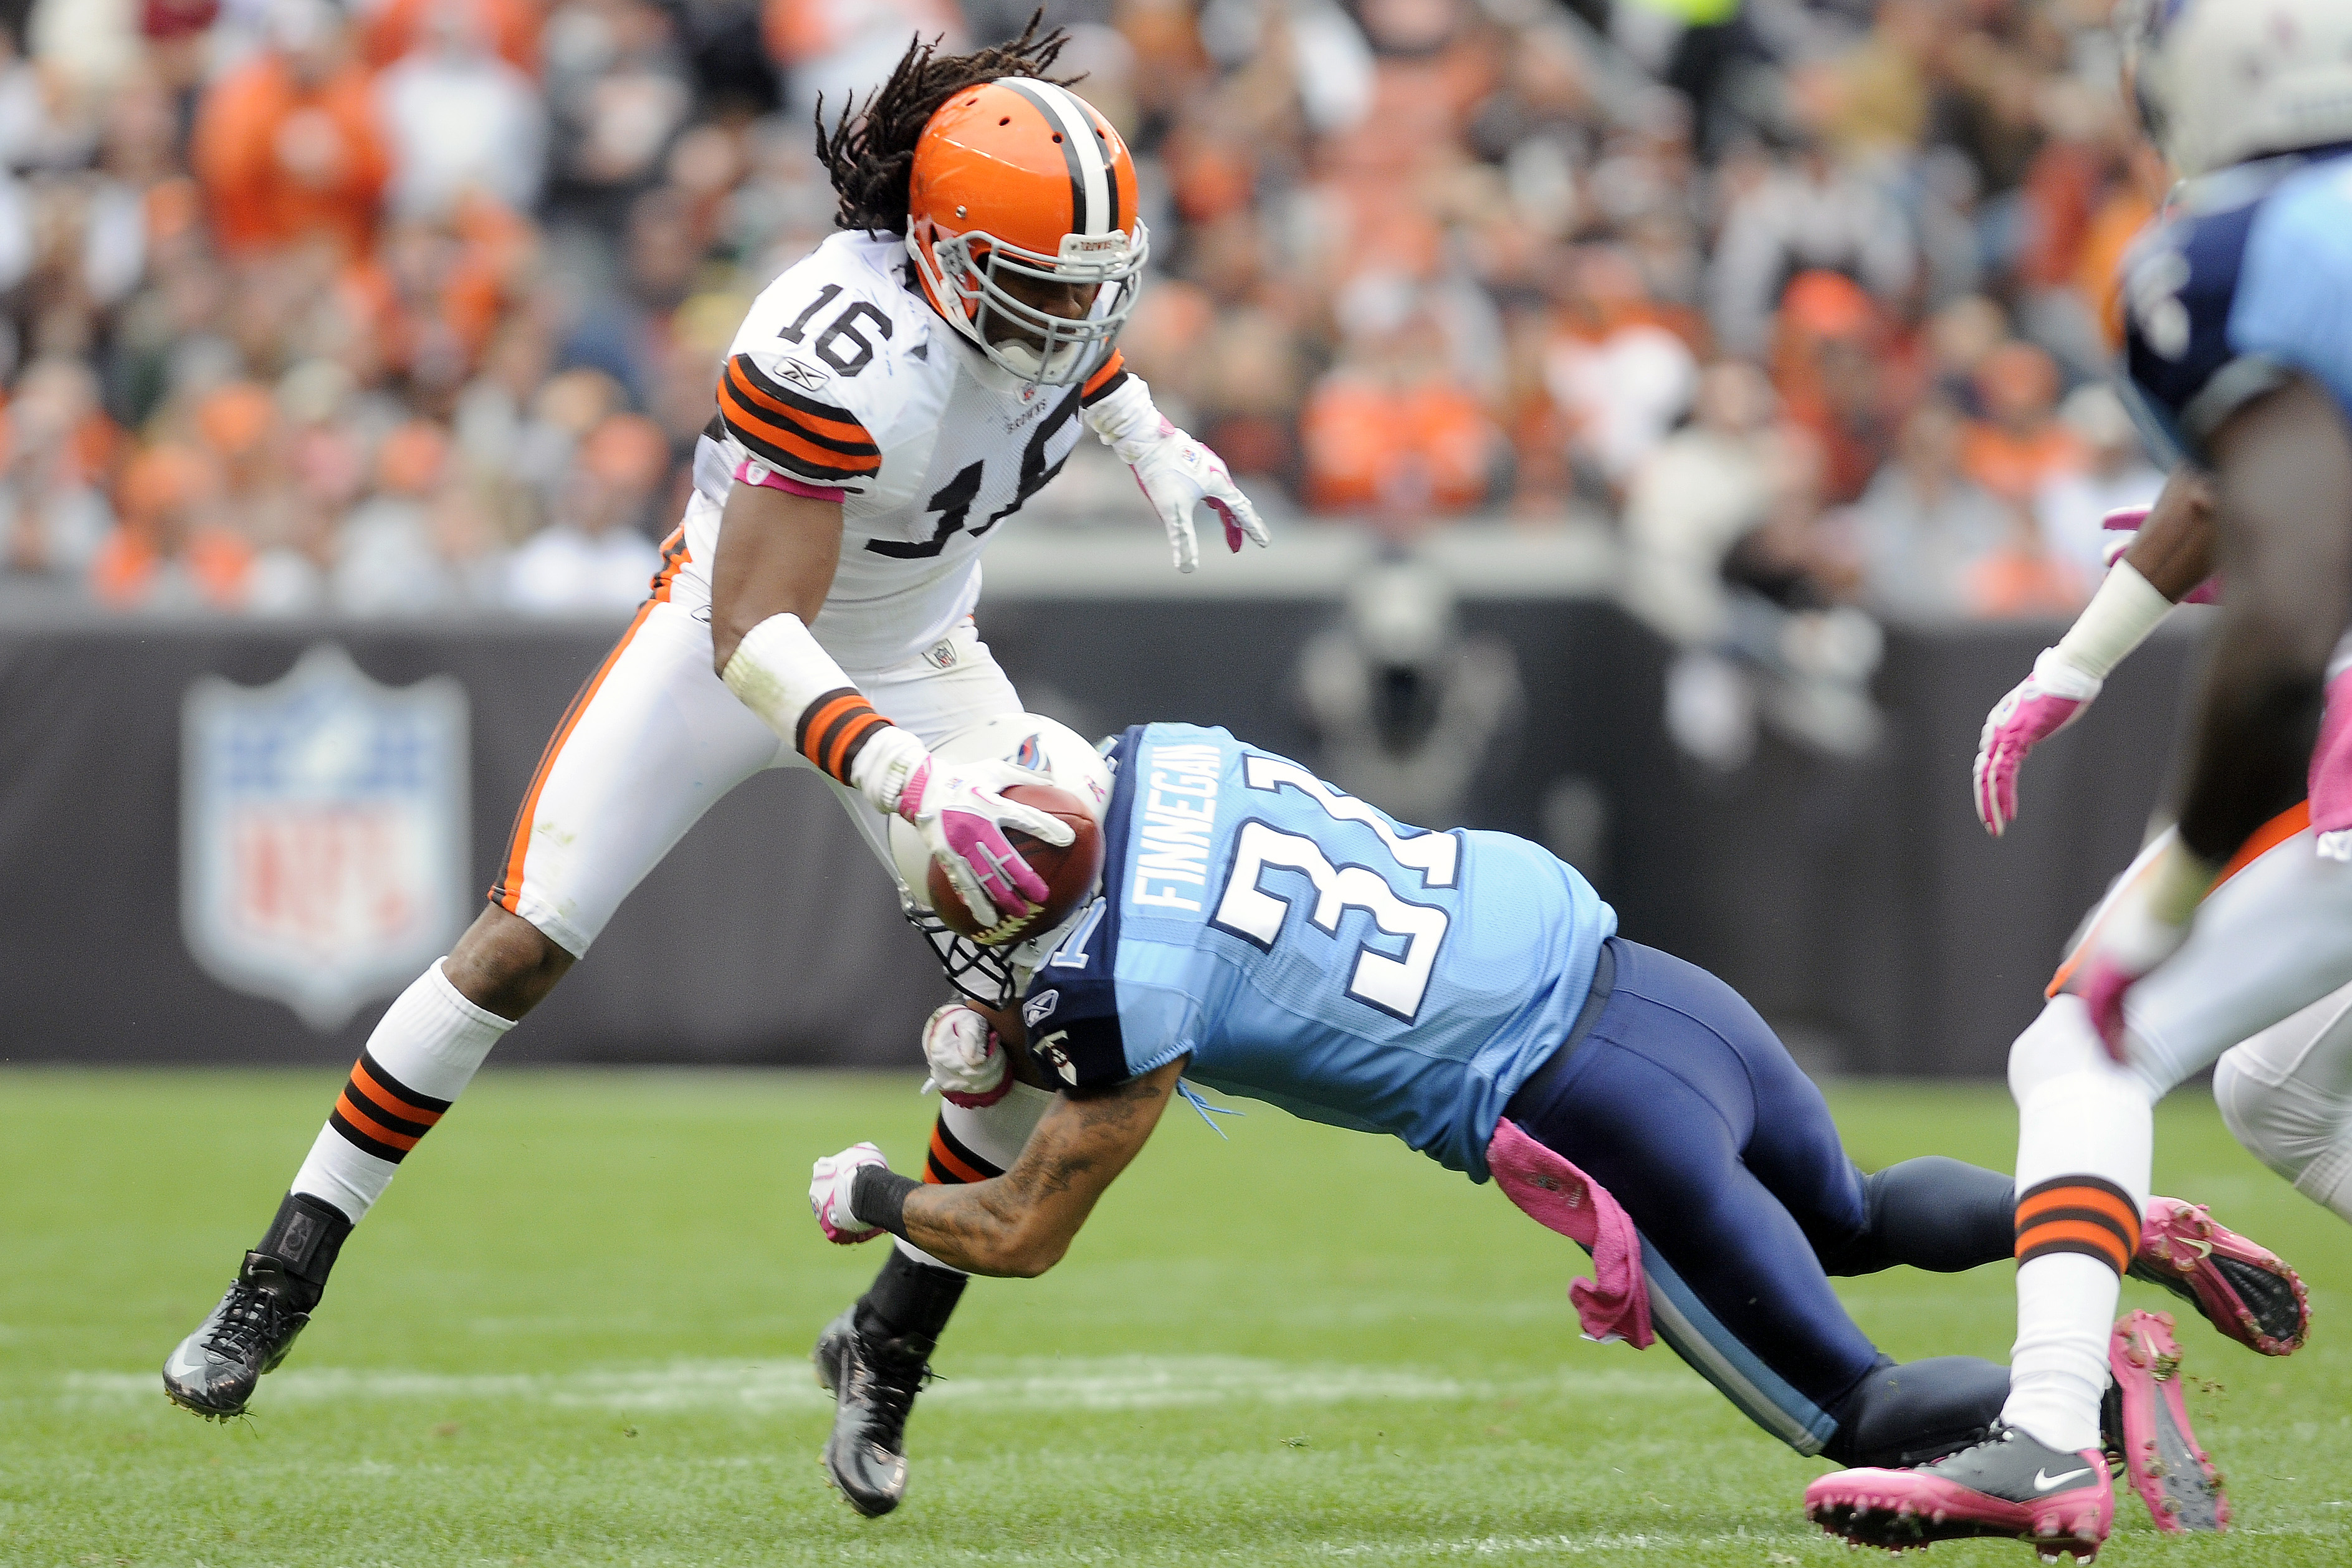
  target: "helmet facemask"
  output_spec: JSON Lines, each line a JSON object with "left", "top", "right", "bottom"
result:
{"left": 912, "top": 219, "right": 1150, "bottom": 387}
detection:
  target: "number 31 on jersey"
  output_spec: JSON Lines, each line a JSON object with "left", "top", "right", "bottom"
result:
{"left": 1210, "top": 757, "right": 1456, "bottom": 1023}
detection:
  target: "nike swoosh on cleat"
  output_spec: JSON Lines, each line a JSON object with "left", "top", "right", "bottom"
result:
{"left": 2033, "top": 1467, "right": 2092, "bottom": 1491}
{"left": 166, "top": 1344, "right": 209, "bottom": 1380}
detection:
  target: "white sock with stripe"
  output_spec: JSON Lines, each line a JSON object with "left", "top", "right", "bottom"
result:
{"left": 892, "top": 1083, "right": 1056, "bottom": 1274}
{"left": 2001, "top": 997, "right": 2153, "bottom": 1453}
{"left": 290, "top": 960, "right": 512, "bottom": 1223}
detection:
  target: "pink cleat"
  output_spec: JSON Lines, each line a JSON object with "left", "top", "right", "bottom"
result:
{"left": 1805, "top": 1424, "right": 2111, "bottom": 1560}
{"left": 2106, "top": 1309, "right": 2228, "bottom": 1533}
{"left": 2131, "top": 1197, "right": 2310, "bottom": 1355}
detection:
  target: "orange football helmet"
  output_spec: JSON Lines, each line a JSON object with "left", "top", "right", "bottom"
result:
{"left": 906, "top": 78, "right": 1148, "bottom": 386}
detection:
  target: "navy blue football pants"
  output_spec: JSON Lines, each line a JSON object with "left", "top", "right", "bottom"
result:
{"left": 1506, "top": 939, "right": 2016, "bottom": 1466}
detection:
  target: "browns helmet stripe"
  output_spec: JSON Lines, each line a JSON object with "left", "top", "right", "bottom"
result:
{"left": 995, "top": 78, "right": 1111, "bottom": 236}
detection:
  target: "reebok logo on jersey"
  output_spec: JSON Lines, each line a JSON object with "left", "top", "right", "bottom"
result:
{"left": 774, "top": 358, "right": 829, "bottom": 391}
{"left": 2032, "top": 1467, "right": 2092, "bottom": 1493}
{"left": 1023, "top": 990, "right": 1059, "bottom": 1028}
{"left": 1033, "top": 1031, "right": 1078, "bottom": 1084}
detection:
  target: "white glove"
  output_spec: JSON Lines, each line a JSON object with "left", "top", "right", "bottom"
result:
{"left": 897, "top": 755, "right": 1076, "bottom": 930}
{"left": 1086, "top": 376, "right": 1270, "bottom": 573}
{"left": 809, "top": 1142, "right": 888, "bottom": 1244}
{"left": 920, "top": 1003, "right": 1010, "bottom": 1107}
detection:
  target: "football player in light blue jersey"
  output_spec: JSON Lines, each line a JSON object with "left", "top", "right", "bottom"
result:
{"left": 805, "top": 720, "right": 2295, "bottom": 1521}
{"left": 1810, "top": 1, "right": 2352, "bottom": 1557}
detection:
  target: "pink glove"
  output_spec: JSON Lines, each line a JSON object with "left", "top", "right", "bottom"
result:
{"left": 809, "top": 1142, "right": 887, "bottom": 1243}
{"left": 2072, "top": 845, "right": 2207, "bottom": 1061}
{"left": 1974, "top": 648, "right": 2104, "bottom": 836}
{"left": 899, "top": 756, "right": 1076, "bottom": 928}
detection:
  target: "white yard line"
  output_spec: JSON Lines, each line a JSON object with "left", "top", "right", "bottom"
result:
{"left": 61, "top": 1356, "right": 1698, "bottom": 1415}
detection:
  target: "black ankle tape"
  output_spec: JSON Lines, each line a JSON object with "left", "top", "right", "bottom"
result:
{"left": 257, "top": 1192, "right": 354, "bottom": 1288}
{"left": 858, "top": 1245, "right": 968, "bottom": 1349}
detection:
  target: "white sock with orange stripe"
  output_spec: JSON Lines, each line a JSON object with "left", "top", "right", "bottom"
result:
{"left": 2001, "top": 996, "right": 2153, "bottom": 1453}
{"left": 290, "top": 960, "right": 511, "bottom": 1224}
{"left": 894, "top": 1083, "right": 1056, "bottom": 1274}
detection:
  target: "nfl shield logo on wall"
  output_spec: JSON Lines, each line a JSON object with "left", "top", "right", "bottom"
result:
{"left": 181, "top": 646, "right": 471, "bottom": 1030}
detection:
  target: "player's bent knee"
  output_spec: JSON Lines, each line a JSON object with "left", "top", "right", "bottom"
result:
{"left": 444, "top": 904, "right": 576, "bottom": 1021}
{"left": 2007, "top": 995, "right": 2111, "bottom": 1104}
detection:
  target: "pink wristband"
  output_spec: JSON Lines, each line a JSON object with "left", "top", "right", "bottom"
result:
{"left": 734, "top": 459, "right": 844, "bottom": 502}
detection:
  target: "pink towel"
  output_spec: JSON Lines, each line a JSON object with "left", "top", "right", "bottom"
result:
{"left": 1486, "top": 1117, "right": 1653, "bottom": 1349}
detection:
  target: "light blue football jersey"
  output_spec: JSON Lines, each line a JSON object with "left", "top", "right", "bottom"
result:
{"left": 1019, "top": 724, "right": 1617, "bottom": 1180}
{"left": 2121, "top": 146, "right": 2352, "bottom": 464}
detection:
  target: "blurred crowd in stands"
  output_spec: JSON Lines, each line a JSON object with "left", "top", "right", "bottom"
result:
{"left": 0, "top": 0, "right": 2165, "bottom": 628}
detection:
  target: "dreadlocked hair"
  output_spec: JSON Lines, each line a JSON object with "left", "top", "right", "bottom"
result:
{"left": 817, "top": 11, "right": 1080, "bottom": 236}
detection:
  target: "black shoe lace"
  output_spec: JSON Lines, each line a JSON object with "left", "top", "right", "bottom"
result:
{"left": 856, "top": 1354, "right": 935, "bottom": 1450}
{"left": 202, "top": 1282, "right": 291, "bottom": 1367}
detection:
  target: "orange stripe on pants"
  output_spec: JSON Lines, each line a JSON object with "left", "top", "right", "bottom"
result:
{"left": 494, "top": 601, "right": 656, "bottom": 913}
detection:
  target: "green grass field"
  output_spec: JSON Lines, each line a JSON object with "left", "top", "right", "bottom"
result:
{"left": 3, "top": 1070, "right": 2347, "bottom": 1567}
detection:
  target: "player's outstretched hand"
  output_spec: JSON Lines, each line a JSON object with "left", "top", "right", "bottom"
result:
{"left": 811, "top": 1142, "right": 889, "bottom": 1243}
{"left": 1126, "top": 421, "right": 1269, "bottom": 573}
{"left": 898, "top": 756, "right": 1076, "bottom": 929}
{"left": 921, "top": 1002, "right": 1010, "bottom": 1107}
{"left": 1973, "top": 646, "right": 2104, "bottom": 836}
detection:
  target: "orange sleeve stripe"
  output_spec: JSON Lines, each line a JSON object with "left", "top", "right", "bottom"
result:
{"left": 926, "top": 1127, "right": 989, "bottom": 1185}
{"left": 2015, "top": 1183, "right": 2139, "bottom": 1237}
{"left": 334, "top": 1092, "right": 424, "bottom": 1154}
{"left": 496, "top": 602, "right": 655, "bottom": 913}
{"left": 717, "top": 385, "right": 882, "bottom": 474}
{"left": 722, "top": 361, "right": 874, "bottom": 447}
{"left": 2016, "top": 1219, "right": 2132, "bottom": 1271}
{"left": 1081, "top": 349, "right": 1127, "bottom": 399}
{"left": 350, "top": 1060, "right": 446, "bottom": 1129}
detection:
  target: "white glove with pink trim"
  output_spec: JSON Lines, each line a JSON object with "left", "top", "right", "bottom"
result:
{"left": 919, "top": 1002, "right": 1010, "bottom": 1107}
{"left": 809, "top": 1141, "right": 887, "bottom": 1244}
{"left": 897, "top": 756, "right": 1075, "bottom": 929}
{"left": 1972, "top": 647, "right": 2105, "bottom": 836}
{"left": 1085, "top": 375, "right": 1269, "bottom": 573}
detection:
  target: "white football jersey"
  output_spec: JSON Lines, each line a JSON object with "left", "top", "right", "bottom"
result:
{"left": 665, "top": 230, "right": 1130, "bottom": 672}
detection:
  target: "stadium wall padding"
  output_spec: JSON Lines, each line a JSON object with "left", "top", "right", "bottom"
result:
{"left": 0, "top": 600, "right": 2198, "bottom": 1074}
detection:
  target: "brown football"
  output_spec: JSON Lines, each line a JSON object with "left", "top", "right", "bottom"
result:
{"left": 927, "top": 781, "right": 1105, "bottom": 946}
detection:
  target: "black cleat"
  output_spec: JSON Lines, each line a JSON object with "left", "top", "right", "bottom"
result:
{"left": 811, "top": 1306, "right": 934, "bottom": 1516}
{"left": 161, "top": 1252, "right": 318, "bottom": 1420}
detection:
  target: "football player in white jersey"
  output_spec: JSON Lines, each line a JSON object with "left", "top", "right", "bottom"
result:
{"left": 1809, "top": 1, "right": 2352, "bottom": 1556}
{"left": 160, "top": 20, "right": 1268, "bottom": 1464}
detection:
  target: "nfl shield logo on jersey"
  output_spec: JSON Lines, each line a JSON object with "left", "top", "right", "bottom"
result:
{"left": 181, "top": 646, "right": 471, "bottom": 1030}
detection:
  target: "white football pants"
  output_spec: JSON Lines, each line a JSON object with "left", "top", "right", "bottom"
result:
{"left": 495, "top": 600, "right": 1020, "bottom": 955}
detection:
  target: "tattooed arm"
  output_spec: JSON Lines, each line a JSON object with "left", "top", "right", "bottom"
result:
{"left": 895, "top": 1056, "right": 1188, "bottom": 1278}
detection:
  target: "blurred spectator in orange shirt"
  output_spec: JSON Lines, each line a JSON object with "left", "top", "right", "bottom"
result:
{"left": 1961, "top": 340, "right": 2086, "bottom": 507}
{"left": 91, "top": 443, "right": 251, "bottom": 610}
{"left": 191, "top": 0, "right": 390, "bottom": 260}
{"left": 1303, "top": 310, "right": 1505, "bottom": 526}
{"left": 1771, "top": 270, "right": 1905, "bottom": 507}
